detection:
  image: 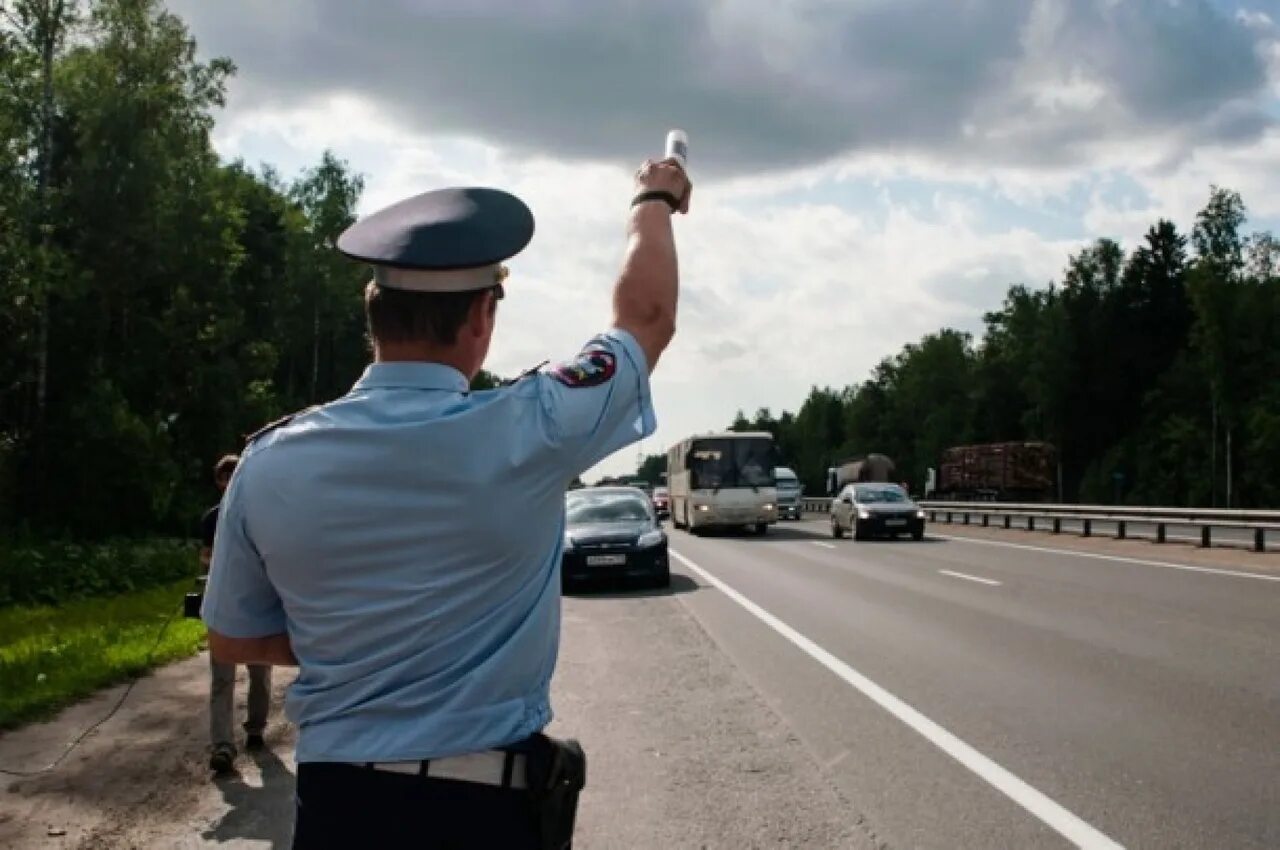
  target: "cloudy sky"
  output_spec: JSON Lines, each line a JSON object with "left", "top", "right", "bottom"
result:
{"left": 169, "top": 0, "right": 1280, "bottom": 479}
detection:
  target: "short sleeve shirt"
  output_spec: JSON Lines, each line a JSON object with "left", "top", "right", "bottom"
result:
{"left": 202, "top": 329, "right": 656, "bottom": 762}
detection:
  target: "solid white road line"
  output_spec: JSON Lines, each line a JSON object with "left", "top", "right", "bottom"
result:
{"left": 670, "top": 548, "right": 1124, "bottom": 850}
{"left": 935, "top": 534, "right": 1280, "bottom": 583}
{"left": 811, "top": 542, "right": 837, "bottom": 550}
{"left": 938, "top": 569, "right": 1002, "bottom": 586}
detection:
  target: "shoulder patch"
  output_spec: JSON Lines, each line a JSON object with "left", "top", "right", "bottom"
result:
{"left": 551, "top": 346, "right": 617, "bottom": 388}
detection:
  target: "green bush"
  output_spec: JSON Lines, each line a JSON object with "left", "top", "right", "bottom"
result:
{"left": 0, "top": 538, "right": 198, "bottom": 609}
{"left": 0, "top": 579, "right": 208, "bottom": 729}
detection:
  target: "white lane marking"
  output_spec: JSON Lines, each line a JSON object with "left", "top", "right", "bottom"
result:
{"left": 811, "top": 542, "right": 837, "bottom": 550}
{"left": 670, "top": 549, "right": 1124, "bottom": 850}
{"left": 935, "top": 534, "right": 1280, "bottom": 583}
{"left": 939, "top": 569, "right": 1002, "bottom": 586}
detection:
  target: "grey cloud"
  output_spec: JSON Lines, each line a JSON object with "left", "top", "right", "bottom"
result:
{"left": 699, "top": 339, "right": 748, "bottom": 361}
{"left": 921, "top": 258, "right": 1046, "bottom": 310}
{"left": 168, "top": 0, "right": 1276, "bottom": 175}
{"left": 1061, "top": 0, "right": 1262, "bottom": 120}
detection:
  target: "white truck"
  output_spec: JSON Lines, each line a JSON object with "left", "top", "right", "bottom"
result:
{"left": 773, "top": 466, "right": 803, "bottom": 520}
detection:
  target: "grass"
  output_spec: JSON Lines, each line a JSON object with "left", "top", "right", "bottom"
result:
{"left": 0, "top": 579, "right": 208, "bottom": 730}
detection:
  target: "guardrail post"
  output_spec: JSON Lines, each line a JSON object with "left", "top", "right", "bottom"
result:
{"left": 1082, "top": 518, "right": 1091, "bottom": 537}
{"left": 1053, "top": 517, "right": 1061, "bottom": 534}
{"left": 1256, "top": 528, "right": 1265, "bottom": 553}
{"left": 946, "top": 511, "right": 952, "bottom": 524}
{"left": 1027, "top": 516, "right": 1035, "bottom": 531}
{"left": 963, "top": 512, "right": 970, "bottom": 525}
{"left": 1117, "top": 520, "right": 1126, "bottom": 540}
{"left": 982, "top": 514, "right": 989, "bottom": 528}
{"left": 1157, "top": 524, "right": 1165, "bottom": 544}
{"left": 1200, "top": 526, "right": 1211, "bottom": 548}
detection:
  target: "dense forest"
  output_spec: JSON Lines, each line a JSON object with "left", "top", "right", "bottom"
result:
{"left": 718, "top": 188, "right": 1280, "bottom": 508}
{"left": 0, "top": 0, "right": 504, "bottom": 539}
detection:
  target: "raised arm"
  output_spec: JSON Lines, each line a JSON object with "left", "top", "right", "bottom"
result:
{"left": 612, "top": 159, "right": 691, "bottom": 372}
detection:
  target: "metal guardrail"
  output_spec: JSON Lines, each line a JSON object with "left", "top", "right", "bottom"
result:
{"left": 801, "top": 498, "right": 831, "bottom": 514}
{"left": 799, "top": 498, "right": 1279, "bottom": 552}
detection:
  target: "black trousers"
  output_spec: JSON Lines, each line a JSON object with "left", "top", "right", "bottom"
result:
{"left": 293, "top": 762, "right": 541, "bottom": 849}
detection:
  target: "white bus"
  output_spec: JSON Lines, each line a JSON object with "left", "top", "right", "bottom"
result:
{"left": 667, "top": 431, "right": 779, "bottom": 535}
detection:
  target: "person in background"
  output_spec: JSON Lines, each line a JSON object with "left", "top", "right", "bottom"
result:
{"left": 201, "top": 453, "right": 272, "bottom": 775}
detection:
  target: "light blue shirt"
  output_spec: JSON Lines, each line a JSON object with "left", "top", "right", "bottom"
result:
{"left": 202, "top": 329, "right": 655, "bottom": 763}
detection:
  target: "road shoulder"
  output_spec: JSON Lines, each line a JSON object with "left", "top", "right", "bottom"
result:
{"left": 1, "top": 579, "right": 870, "bottom": 849}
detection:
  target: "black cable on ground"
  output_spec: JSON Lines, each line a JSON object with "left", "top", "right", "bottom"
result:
{"left": 0, "top": 601, "right": 185, "bottom": 778}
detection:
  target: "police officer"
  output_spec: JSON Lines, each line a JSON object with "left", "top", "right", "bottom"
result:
{"left": 201, "top": 157, "right": 690, "bottom": 849}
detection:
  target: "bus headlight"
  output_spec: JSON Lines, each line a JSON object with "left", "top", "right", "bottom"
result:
{"left": 762, "top": 503, "right": 775, "bottom": 511}
{"left": 697, "top": 504, "right": 710, "bottom": 512}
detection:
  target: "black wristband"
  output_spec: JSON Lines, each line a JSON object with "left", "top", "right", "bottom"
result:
{"left": 631, "top": 190, "right": 680, "bottom": 212}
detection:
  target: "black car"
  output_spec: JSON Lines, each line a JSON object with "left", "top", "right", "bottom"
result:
{"left": 830, "top": 483, "right": 926, "bottom": 541}
{"left": 562, "top": 487, "right": 670, "bottom": 589}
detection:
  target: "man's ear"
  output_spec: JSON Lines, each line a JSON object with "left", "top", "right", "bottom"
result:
{"left": 467, "top": 290, "right": 496, "bottom": 337}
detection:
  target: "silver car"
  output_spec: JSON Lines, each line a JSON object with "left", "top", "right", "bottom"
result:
{"left": 830, "top": 483, "right": 926, "bottom": 541}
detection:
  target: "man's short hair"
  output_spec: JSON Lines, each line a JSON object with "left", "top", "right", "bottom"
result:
{"left": 214, "top": 454, "right": 240, "bottom": 483}
{"left": 363, "top": 281, "right": 499, "bottom": 347}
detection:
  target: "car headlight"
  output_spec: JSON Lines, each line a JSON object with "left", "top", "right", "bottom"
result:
{"left": 697, "top": 504, "right": 710, "bottom": 512}
{"left": 762, "top": 503, "right": 774, "bottom": 510}
{"left": 637, "top": 529, "right": 665, "bottom": 547}
{"left": 916, "top": 510, "right": 926, "bottom": 519}
{"left": 857, "top": 509, "right": 871, "bottom": 520}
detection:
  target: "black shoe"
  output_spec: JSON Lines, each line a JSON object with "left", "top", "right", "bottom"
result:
{"left": 245, "top": 734, "right": 266, "bottom": 752}
{"left": 209, "top": 743, "right": 236, "bottom": 774}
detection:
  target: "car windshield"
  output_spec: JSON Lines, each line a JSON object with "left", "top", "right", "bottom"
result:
{"left": 855, "top": 486, "right": 908, "bottom": 503}
{"left": 566, "top": 493, "right": 652, "bottom": 524}
{"left": 690, "top": 438, "right": 776, "bottom": 489}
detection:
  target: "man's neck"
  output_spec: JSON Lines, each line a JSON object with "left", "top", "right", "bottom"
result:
{"left": 374, "top": 342, "right": 474, "bottom": 378}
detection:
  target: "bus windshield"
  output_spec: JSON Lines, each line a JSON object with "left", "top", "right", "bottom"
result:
{"left": 689, "top": 439, "right": 776, "bottom": 489}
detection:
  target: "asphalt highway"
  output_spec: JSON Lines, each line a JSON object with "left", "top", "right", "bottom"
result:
{"left": 665, "top": 518, "right": 1280, "bottom": 849}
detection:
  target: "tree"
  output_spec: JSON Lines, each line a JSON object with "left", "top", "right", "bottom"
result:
{"left": 471, "top": 369, "right": 501, "bottom": 391}
{"left": 289, "top": 150, "right": 365, "bottom": 401}
{"left": 636, "top": 453, "right": 667, "bottom": 485}
{"left": 0, "top": 1, "right": 382, "bottom": 536}
{"left": 0, "top": 0, "right": 78, "bottom": 517}
{"left": 1189, "top": 187, "right": 1248, "bottom": 505}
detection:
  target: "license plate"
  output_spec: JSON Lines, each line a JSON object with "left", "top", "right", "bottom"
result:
{"left": 885, "top": 519, "right": 907, "bottom": 527}
{"left": 586, "top": 554, "right": 626, "bottom": 566}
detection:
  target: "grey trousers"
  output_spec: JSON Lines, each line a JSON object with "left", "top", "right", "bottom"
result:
{"left": 209, "top": 657, "right": 272, "bottom": 747}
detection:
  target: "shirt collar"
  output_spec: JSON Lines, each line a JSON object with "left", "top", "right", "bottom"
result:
{"left": 352, "top": 362, "right": 471, "bottom": 393}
